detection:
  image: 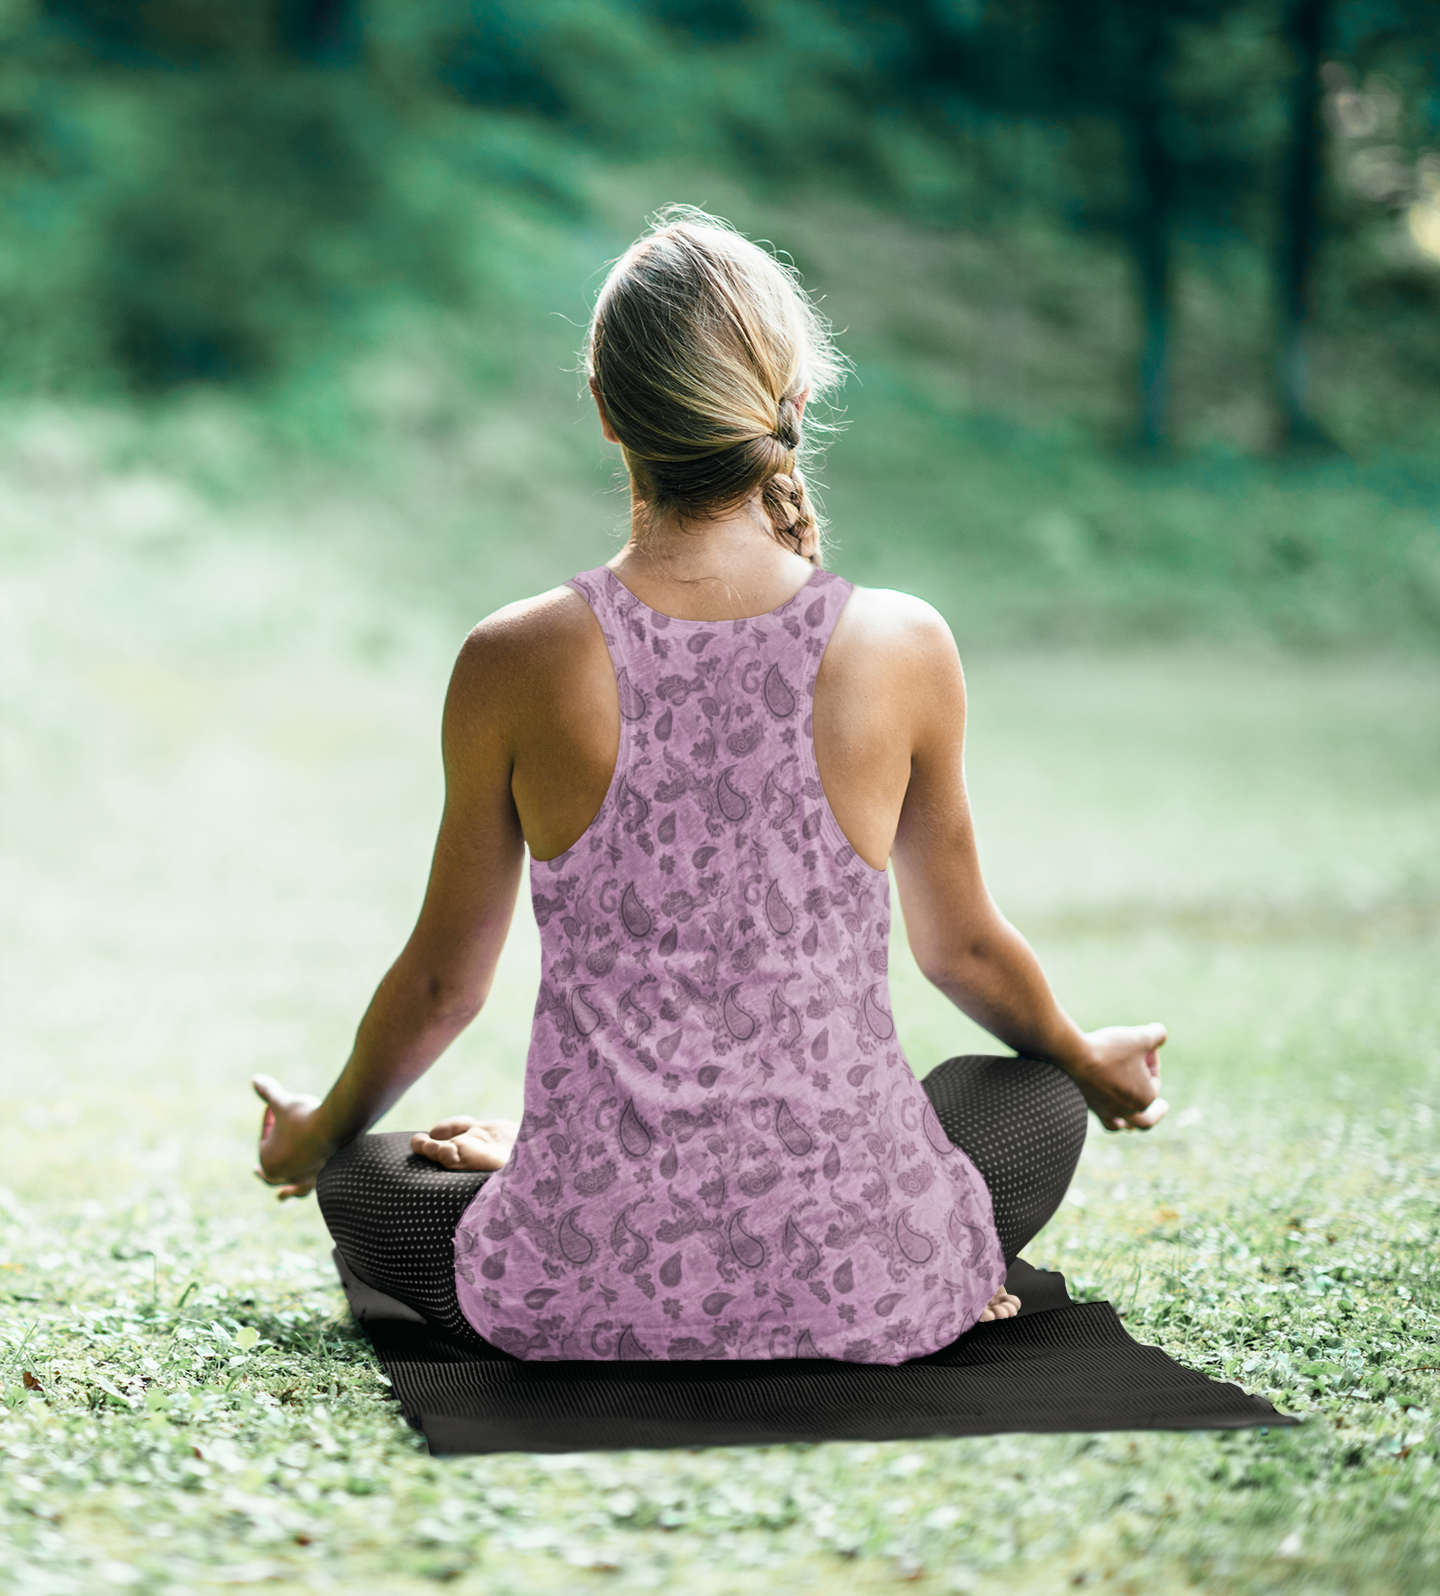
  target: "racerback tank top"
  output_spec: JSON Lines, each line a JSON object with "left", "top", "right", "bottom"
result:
{"left": 453, "top": 566, "right": 1005, "bottom": 1362}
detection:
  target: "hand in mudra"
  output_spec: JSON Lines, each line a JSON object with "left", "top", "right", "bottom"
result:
{"left": 1072, "top": 1023, "right": 1169, "bottom": 1132}
{"left": 253, "top": 1073, "right": 333, "bottom": 1201}
{"left": 411, "top": 1117, "right": 519, "bottom": 1171}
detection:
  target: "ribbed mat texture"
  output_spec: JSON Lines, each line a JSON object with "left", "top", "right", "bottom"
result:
{"left": 335, "top": 1251, "right": 1295, "bottom": 1454}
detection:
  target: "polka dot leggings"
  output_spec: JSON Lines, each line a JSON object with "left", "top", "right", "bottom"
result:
{"left": 316, "top": 1054, "right": 1088, "bottom": 1348}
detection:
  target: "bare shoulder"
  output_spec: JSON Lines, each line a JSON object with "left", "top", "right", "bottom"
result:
{"left": 460, "top": 584, "right": 595, "bottom": 665}
{"left": 445, "top": 584, "right": 603, "bottom": 732}
{"left": 451, "top": 584, "right": 599, "bottom": 685}
{"left": 827, "top": 583, "right": 963, "bottom": 687}
{"left": 837, "top": 584, "right": 955, "bottom": 646}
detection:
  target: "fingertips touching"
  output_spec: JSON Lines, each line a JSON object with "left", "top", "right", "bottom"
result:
{"left": 1129, "top": 1096, "right": 1170, "bottom": 1130}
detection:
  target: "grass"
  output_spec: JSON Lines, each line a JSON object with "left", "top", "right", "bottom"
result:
{"left": 1, "top": 418, "right": 1438, "bottom": 1594}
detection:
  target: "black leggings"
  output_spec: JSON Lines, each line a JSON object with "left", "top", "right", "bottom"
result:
{"left": 317, "top": 1055, "right": 1087, "bottom": 1348}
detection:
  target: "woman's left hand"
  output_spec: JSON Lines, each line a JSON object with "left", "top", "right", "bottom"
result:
{"left": 253, "top": 1074, "right": 336, "bottom": 1200}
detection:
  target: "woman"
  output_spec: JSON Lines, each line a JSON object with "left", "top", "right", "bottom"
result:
{"left": 255, "top": 209, "right": 1167, "bottom": 1363}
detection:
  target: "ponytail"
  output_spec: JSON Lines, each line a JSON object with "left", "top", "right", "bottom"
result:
{"left": 586, "top": 207, "right": 844, "bottom": 564}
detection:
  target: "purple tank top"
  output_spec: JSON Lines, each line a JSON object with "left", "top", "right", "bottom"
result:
{"left": 453, "top": 566, "right": 1005, "bottom": 1362}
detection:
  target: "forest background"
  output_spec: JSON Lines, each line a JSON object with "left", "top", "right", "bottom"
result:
{"left": 5, "top": 0, "right": 1440, "bottom": 642}
{"left": 1, "top": 4, "right": 1439, "bottom": 1596}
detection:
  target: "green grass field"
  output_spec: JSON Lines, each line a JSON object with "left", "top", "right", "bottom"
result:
{"left": 1, "top": 418, "right": 1438, "bottom": 1594}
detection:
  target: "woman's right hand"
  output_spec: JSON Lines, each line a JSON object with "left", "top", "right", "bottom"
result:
{"left": 1069, "top": 1024, "right": 1168, "bottom": 1131}
{"left": 411, "top": 1116, "right": 519, "bottom": 1171}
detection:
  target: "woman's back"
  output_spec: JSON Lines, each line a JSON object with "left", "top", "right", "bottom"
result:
{"left": 451, "top": 559, "right": 1005, "bottom": 1360}
{"left": 254, "top": 208, "right": 1167, "bottom": 1357}
{"left": 472, "top": 551, "right": 959, "bottom": 874}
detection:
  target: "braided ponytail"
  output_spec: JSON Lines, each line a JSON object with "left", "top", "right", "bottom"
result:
{"left": 755, "top": 393, "right": 821, "bottom": 563}
{"left": 760, "top": 469, "right": 820, "bottom": 564}
{"left": 586, "top": 207, "right": 844, "bottom": 565}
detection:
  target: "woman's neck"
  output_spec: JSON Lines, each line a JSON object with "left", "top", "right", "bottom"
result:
{"left": 607, "top": 493, "right": 817, "bottom": 622}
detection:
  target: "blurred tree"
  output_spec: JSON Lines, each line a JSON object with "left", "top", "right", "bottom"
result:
{"left": 3, "top": 0, "right": 591, "bottom": 392}
{"left": 1116, "top": 0, "right": 1178, "bottom": 451}
{"left": 1277, "top": 0, "right": 1335, "bottom": 451}
{"left": 647, "top": 0, "right": 757, "bottom": 45}
{"left": 276, "top": 0, "right": 359, "bottom": 64}
{"left": 37, "top": 1, "right": 273, "bottom": 62}
{"left": 853, "top": 0, "right": 1271, "bottom": 446}
{"left": 1, "top": 0, "right": 1437, "bottom": 458}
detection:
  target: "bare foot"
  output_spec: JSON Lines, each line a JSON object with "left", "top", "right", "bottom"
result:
{"left": 979, "top": 1286, "right": 1021, "bottom": 1322}
{"left": 410, "top": 1116, "right": 519, "bottom": 1171}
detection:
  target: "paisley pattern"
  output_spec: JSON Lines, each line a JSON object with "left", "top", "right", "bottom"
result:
{"left": 454, "top": 567, "right": 1006, "bottom": 1363}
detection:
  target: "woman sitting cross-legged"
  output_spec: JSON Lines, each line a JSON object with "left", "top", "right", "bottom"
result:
{"left": 253, "top": 208, "right": 1167, "bottom": 1363}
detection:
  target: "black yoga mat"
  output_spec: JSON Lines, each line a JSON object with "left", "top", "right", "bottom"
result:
{"left": 335, "top": 1251, "right": 1295, "bottom": 1455}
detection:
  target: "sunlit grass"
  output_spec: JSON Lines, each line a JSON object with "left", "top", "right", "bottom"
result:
{"left": 3, "top": 1128, "right": 1437, "bottom": 1593}
{"left": 1, "top": 430, "right": 1437, "bottom": 1593}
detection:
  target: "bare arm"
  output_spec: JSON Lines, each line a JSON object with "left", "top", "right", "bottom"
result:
{"left": 885, "top": 603, "right": 1167, "bottom": 1129}
{"left": 254, "top": 622, "right": 528, "bottom": 1196}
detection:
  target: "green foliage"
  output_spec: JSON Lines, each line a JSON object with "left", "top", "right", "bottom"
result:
{"left": 0, "top": 5, "right": 596, "bottom": 393}
{"left": 0, "top": 0, "right": 909, "bottom": 395}
{"left": 831, "top": 384, "right": 1440, "bottom": 648}
{"left": 5, "top": 0, "right": 1440, "bottom": 485}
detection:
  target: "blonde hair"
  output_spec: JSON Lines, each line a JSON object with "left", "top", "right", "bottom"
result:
{"left": 586, "top": 207, "right": 844, "bottom": 565}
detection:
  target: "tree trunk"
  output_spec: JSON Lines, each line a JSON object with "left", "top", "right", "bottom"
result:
{"left": 1277, "top": 0, "right": 1334, "bottom": 451}
{"left": 1120, "top": 3, "right": 1174, "bottom": 451}
{"left": 279, "top": 0, "right": 354, "bottom": 62}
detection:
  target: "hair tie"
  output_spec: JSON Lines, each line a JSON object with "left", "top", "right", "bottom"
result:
{"left": 769, "top": 395, "right": 801, "bottom": 451}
